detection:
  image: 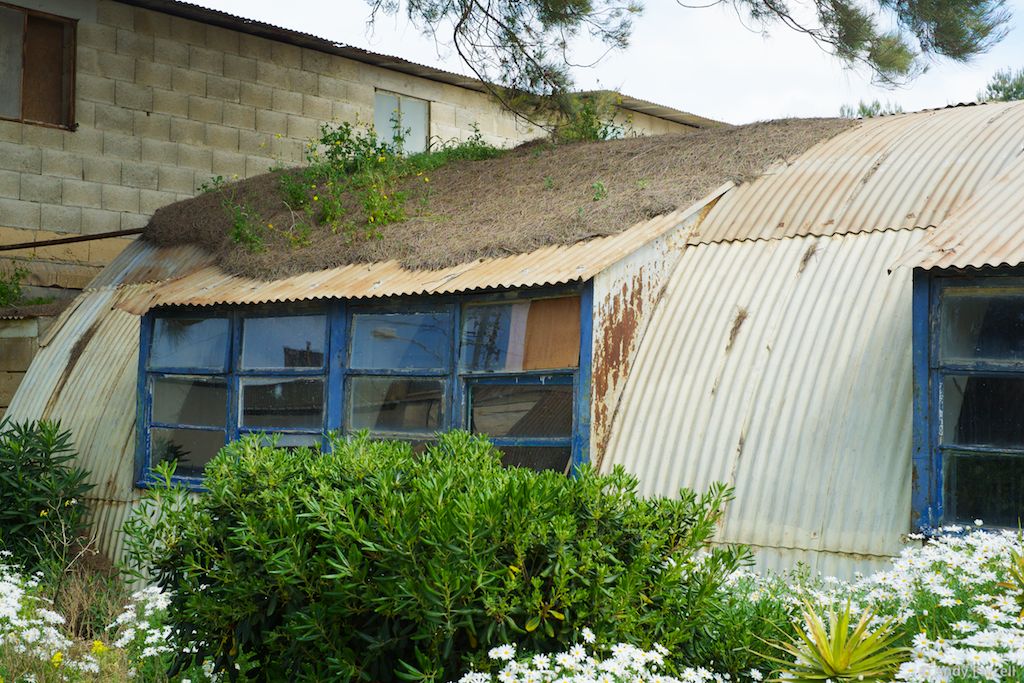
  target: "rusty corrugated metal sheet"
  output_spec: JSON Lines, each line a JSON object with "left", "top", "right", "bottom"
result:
{"left": 693, "top": 101, "right": 1024, "bottom": 245}
{"left": 602, "top": 227, "right": 928, "bottom": 575}
{"left": 116, "top": 189, "right": 732, "bottom": 313}
{"left": 87, "top": 240, "right": 216, "bottom": 289}
{"left": 892, "top": 153, "right": 1024, "bottom": 271}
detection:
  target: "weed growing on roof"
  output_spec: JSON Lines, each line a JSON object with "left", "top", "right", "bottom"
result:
{"left": 206, "top": 119, "right": 505, "bottom": 254}
{"left": 591, "top": 181, "right": 608, "bottom": 201}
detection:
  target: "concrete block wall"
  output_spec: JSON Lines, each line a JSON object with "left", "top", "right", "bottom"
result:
{"left": 0, "top": 0, "right": 695, "bottom": 291}
{"left": 0, "top": 316, "right": 57, "bottom": 418}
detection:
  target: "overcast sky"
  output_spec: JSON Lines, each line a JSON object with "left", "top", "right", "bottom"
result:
{"left": 193, "top": 0, "right": 1024, "bottom": 125}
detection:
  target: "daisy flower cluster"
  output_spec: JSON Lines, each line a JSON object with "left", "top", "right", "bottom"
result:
{"left": 0, "top": 551, "right": 72, "bottom": 664}
{"left": 455, "top": 631, "right": 745, "bottom": 683}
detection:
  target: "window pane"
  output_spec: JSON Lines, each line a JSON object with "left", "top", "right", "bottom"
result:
{"left": 942, "top": 375, "right": 1024, "bottom": 447}
{"left": 401, "top": 96, "right": 428, "bottom": 153}
{"left": 471, "top": 384, "right": 573, "bottom": 437}
{"left": 151, "top": 427, "right": 224, "bottom": 479}
{"left": 348, "top": 377, "right": 443, "bottom": 435}
{"left": 461, "top": 297, "right": 580, "bottom": 372}
{"left": 150, "top": 318, "right": 229, "bottom": 370}
{"left": 241, "top": 315, "right": 326, "bottom": 369}
{"left": 350, "top": 312, "right": 450, "bottom": 370}
{"left": 374, "top": 91, "right": 400, "bottom": 145}
{"left": 23, "top": 15, "right": 69, "bottom": 125}
{"left": 940, "top": 290, "right": 1024, "bottom": 363}
{"left": 498, "top": 446, "right": 571, "bottom": 473}
{"left": 945, "top": 452, "right": 1024, "bottom": 527}
{"left": 152, "top": 376, "right": 226, "bottom": 427}
{"left": 246, "top": 432, "right": 322, "bottom": 448}
{"left": 240, "top": 377, "right": 324, "bottom": 430}
{"left": 0, "top": 7, "right": 22, "bottom": 120}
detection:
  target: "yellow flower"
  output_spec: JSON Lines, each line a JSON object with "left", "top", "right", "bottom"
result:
{"left": 424, "top": 177, "right": 429, "bottom": 183}
{"left": 368, "top": 215, "right": 375, "bottom": 223}
{"left": 51, "top": 652, "right": 63, "bottom": 668}
{"left": 313, "top": 195, "right": 318, "bottom": 201}
{"left": 39, "top": 509, "right": 48, "bottom": 517}
{"left": 377, "top": 155, "right": 386, "bottom": 163}
{"left": 92, "top": 640, "right": 109, "bottom": 655}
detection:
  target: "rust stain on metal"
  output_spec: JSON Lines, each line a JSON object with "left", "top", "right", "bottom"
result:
{"left": 592, "top": 271, "right": 646, "bottom": 466}
{"left": 797, "top": 242, "right": 818, "bottom": 274}
{"left": 43, "top": 319, "right": 100, "bottom": 418}
{"left": 725, "top": 307, "right": 748, "bottom": 353}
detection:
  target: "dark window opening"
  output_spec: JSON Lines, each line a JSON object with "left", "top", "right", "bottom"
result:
{"left": 0, "top": 3, "right": 75, "bottom": 128}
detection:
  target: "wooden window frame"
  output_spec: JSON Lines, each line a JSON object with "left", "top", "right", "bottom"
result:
{"left": 0, "top": 1, "right": 77, "bottom": 130}
{"left": 135, "top": 285, "right": 594, "bottom": 490}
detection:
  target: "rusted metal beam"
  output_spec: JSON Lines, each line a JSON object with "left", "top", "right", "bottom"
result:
{"left": 0, "top": 228, "right": 144, "bottom": 253}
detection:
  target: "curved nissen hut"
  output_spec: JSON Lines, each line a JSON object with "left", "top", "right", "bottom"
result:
{"left": 8, "top": 101, "right": 1024, "bottom": 574}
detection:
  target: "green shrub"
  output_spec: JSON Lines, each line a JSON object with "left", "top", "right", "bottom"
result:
{"left": 124, "top": 431, "right": 748, "bottom": 682}
{"left": 0, "top": 419, "right": 93, "bottom": 574}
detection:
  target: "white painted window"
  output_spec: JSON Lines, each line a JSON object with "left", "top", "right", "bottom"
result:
{"left": 373, "top": 90, "right": 429, "bottom": 154}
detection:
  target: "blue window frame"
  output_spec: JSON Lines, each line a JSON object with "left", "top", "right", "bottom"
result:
{"left": 913, "top": 269, "right": 1024, "bottom": 530}
{"left": 136, "top": 286, "right": 593, "bottom": 488}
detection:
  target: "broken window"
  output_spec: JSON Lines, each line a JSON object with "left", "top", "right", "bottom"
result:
{"left": 374, "top": 90, "right": 429, "bottom": 154}
{"left": 923, "top": 282, "right": 1024, "bottom": 528}
{"left": 0, "top": 3, "right": 75, "bottom": 128}
{"left": 139, "top": 293, "right": 586, "bottom": 488}
{"left": 461, "top": 297, "right": 580, "bottom": 473}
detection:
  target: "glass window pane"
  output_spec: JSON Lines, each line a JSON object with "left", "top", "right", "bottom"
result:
{"left": 240, "top": 377, "right": 324, "bottom": 430}
{"left": 348, "top": 377, "right": 443, "bottom": 435}
{"left": 350, "top": 312, "right": 450, "bottom": 370}
{"left": 945, "top": 452, "right": 1024, "bottom": 527}
{"left": 246, "top": 432, "right": 322, "bottom": 449}
{"left": 152, "top": 376, "right": 226, "bottom": 427}
{"left": 940, "top": 289, "right": 1024, "bottom": 363}
{"left": 0, "top": 7, "right": 23, "bottom": 120}
{"left": 401, "top": 96, "right": 428, "bottom": 153}
{"left": 471, "top": 384, "right": 573, "bottom": 437}
{"left": 498, "top": 446, "right": 571, "bottom": 473}
{"left": 241, "top": 315, "right": 326, "bottom": 369}
{"left": 151, "top": 427, "right": 224, "bottom": 479}
{"left": 942, "top": 375, "right": 1024, "bottom": 447}
{"left": 461, "top": 297, "right": 580, "bottom": 372}
{"left": 150, "top": 318, "right": 229, "bottom": 370}
{"left": 374, "top": 91, "right": 400, "bottom": 145}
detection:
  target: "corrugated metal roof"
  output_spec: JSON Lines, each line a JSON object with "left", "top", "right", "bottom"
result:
{"left": 116, "top": 189, "right": 731, "bottom": 313}
{"left": 118, "top": 0, "right": 722, "bottom": 130}
{"left": 892, "top": 151, "right": 1024, "bottom": 271}
{"left": 87, "top": 241, "right": 215, "bottom": 289}
{"left": 693, "top": 100, "right": 1024, "bottom": 245}
{"left": 602, "top": 227, "right": 927, "bottom": 571}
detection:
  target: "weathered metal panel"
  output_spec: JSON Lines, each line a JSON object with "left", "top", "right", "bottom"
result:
{"left": 893, "top": 155, "right": 1024, "bottom": 271}
{"left": 87, "top": 240, "right": 215, "bottom": 289}
{"left": 590, "top": 199, "right": 719, "bottom": 468}
{"left": 5, "top": 287, "right": 147, "bottom": 502}
{"left": 116, "top": 188, "right": 733, "bottom": 313}
{"left": 603, "top": 227, "right": 929, "bottom": 571}
{"left": 693, "top": 101, "right": 1024, "bottom": 246}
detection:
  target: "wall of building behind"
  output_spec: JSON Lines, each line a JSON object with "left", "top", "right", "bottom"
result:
{"left": 0, "top": 0, "right": 693, "bottom": 297}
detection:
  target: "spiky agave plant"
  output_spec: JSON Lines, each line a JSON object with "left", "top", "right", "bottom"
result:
{"left": 765, "top": 600, "right": 908, "bottom": 682}
{"left": 997, "top": 547, "right": 1024, "bottom": 618}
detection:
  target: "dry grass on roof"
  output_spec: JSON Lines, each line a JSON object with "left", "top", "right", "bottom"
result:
{"left": 143, "top": 117, "right": 856, "bottom": 278}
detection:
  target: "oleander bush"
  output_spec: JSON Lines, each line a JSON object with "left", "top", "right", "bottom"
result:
{"left": 123, "top": 431, "right": 748, "bottom": 682}
{"left": 0, "top": 419, "right": 93, "bottom": 574}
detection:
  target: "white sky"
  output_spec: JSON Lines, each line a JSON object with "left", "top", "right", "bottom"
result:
{"left": 192, "top": 0, "right": 1024, "bottom": 124}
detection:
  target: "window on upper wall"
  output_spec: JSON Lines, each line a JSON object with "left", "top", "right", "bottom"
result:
{"left": 0, "top": 2, "right": 75, "bottom": 128}
{"left": 139, "top": 291, "right": 588, "bottom": 487}
{"left": 917, "top": 274, "right": 1024, "bottom": 529}
{"left": 373, "top": 90, "right": 429, "bottom": 154}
